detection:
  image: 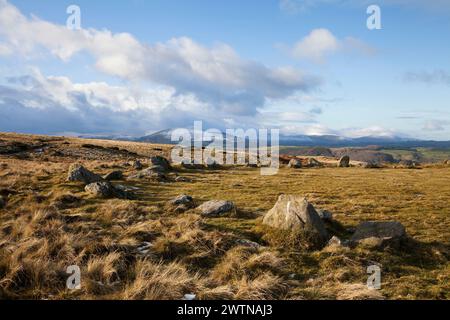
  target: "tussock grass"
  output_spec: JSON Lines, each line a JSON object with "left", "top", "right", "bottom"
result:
{"left": 0, "top": 133, "right": 449, "bottom": 300}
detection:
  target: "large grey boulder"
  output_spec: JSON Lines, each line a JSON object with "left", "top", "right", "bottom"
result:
{"left": 169, "top": 194, "right": 195, "bottom": 213}
{"left": 85, "top": 182, "right": 115, "bottom": 198}
{"left": 288, "top": 159, "right": 302, "bottom": 169}
{"left": 85, "top": 182, "right": 131, "bottom": 199}
{"left": 339, "top": 156, "right": 350, "bottom": 167}
{"left": 263, "top": 195, "right": 329, "bottom": 244}
{"left": 67, "top": 164, "right": 103, "bottom": 184}
{"left": 350, "top": 221, "right": 406, "bottom": 247}
{"left": 128, "top": 168, "right": 167, "bottom": 181}
{"left": 170, "top": 194, "right": 194, "bottom": 206}
{"left": 197, "top": 200, "right": 236, "bottom": 217}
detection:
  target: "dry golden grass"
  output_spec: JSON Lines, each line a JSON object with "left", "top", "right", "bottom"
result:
{"left": 0, "top": 132, "right": 449, "bottom": 300}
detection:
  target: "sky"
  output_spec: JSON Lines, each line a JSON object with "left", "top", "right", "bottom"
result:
{"left": 0, "top": 0, "right": 449, "bottom": 140}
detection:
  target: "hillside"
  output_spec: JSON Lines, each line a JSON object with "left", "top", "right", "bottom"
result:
{"left": 0, "top": 132, "right": 449, "bottom": 300}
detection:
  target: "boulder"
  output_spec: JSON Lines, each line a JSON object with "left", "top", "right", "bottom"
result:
{"left": 85, "top": 182, "right": 130, "bottom": 199}
{"left": 338, "top": 156, "right": 350, "bottom": 167}
{"left": 170, "top": 194, "right": 194, "bottom": 206}
{"left": 306, "top": 158, "right": 322, "bottom": 167}
{"left": 399, "top": 160, "right": 416, "bottom": 168}
{"left": 363, "top": 161, "right": 381, "bottom": 168}
{"left": 85, "top": 182, "right": 115, "bottom": 198}
{"left": 103, "top": 170, "right": 123, "bottom": 181}
{"left": 128, "top": 168, "right": 167, "bottom": 181}
{"left": 444, "top": 159, "right": 450, "bottom": 165}
{"left": 197, "top": 200, "right": 236, "bottom": 217}
{"left": 67, "top": 164, "right": 103, "bottom": 184}
{"left": 350, "top": 221, "right": 406, "bottom": 246}
{"left": 262, "top": 195, "right": 329, "bottom": 244}
{"left": 150, "top": 156, "right": 171, "bottom": 171}
{"left": 288, "top": 159, "right": 302, "bottom": 169}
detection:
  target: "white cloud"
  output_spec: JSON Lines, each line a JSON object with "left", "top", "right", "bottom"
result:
{"left": 288, "top": 29, "right": 374, "bottom": 63}
{"left": 291, "top": 29, "right": 339, "bottom": 63}
{"left": 0, "top": 0, "right": 321, "bottom": 117}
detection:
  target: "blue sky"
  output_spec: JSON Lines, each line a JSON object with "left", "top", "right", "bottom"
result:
{"left": 0, "top": 0, "right": 449, "bottom": 140}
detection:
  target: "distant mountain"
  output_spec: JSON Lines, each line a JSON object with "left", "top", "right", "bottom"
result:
{"left": 136, "top": 129, "right": 450, "bottom": 148}
{"left": 80, "top": 128, "right": 450, "bottom": 149}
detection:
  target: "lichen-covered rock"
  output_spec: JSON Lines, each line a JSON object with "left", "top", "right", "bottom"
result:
{"left": 67, "top": 164, "right": 103, "bottom": 184}
{"left": 339, "top": 156, "right": 350, "bottom": 167}
{"left": 85, "top": 182, "right": 115, "bottom": 198}
{"left": 350, "top": 221, "right": 406, "bottom": 247}
{"left": 85, "top": 182, "right": 131, "bottom": 199}
{"left": 197, "top": 200, "right": 236, "bottom": 217}
{"left": 170, "top": 194, "right": 194, "bottom": 206}
{"left": 263, "top": 195, "right": 329, "bottom": 245}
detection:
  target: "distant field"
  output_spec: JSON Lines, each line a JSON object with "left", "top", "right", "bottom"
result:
{"left": 381, "top": 148, "right": 450, "bottom": 163}
{"left": 0, "top": 133, "right": 449, "bottom": 300}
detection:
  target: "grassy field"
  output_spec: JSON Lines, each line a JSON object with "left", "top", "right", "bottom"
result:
{"left": 0, "top": 133, "right": 449, "bottom": 300}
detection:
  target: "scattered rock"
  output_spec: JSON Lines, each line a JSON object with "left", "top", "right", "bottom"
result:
{"left": 128, "top": 168, "right": 167, "bottom": 181}
{"left": 444, "top": 159, "right": 450, "bottom": 165}
{"left": 339, "top": 156, "right": 350, "bottom": 168}
{"left": 175, "top": 176, "right": 191, "bottom": 182}
{"left": 306, "top": 158, "right": 322, "bottom": 167}
{"left": 85, "top": 182, "right": 115, "bottom": 198}
{"left": 150, "top": 156, "right": 171, "bottom": 171}
{"left": 197, "top": 200, "right": 236, "bottom": 217}
{"left": 262, "top": 195, "right": 329, "bottom": 245}
{"left": 133, "top": 160, "right": 143, "bottom": 170}
{"left": 399, "top": 160, "right": 416, "bottom": 169}
{"left": 316, "top": 209, "right": 333, "bottom": 221}
{"left": 85, "top": 182, "right": 131, "bottom": 199}
{"left": 236, "top": 239, "right": 262, "bottom": 249}
{"left": 67, "top": 164, "right": 103, "bottom": 184}
{"left": 170, "top": 194, "right": 194, "bottom": 206}
{"left": 327, "top": 236, "right": 342, "bottom": 247}
{"left": 288, "top": 159, "right": 302, "bottom": 169}
{"left": 103, "top": 170, "right": 123, "bottom": 181}
{"left": 350, "top": 221, "right": 407, "bottom": 247}
{"left": 363, "top": 161, "right": 381, "bottom": 168}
